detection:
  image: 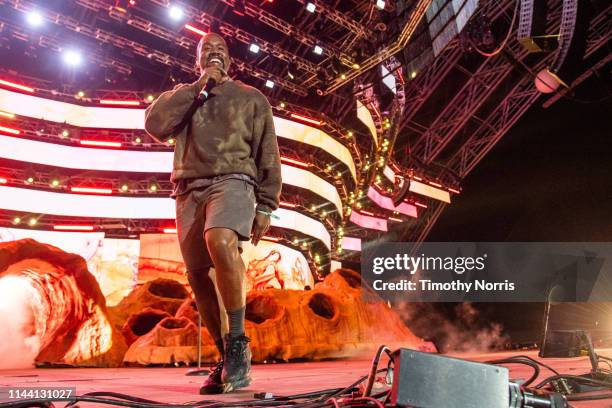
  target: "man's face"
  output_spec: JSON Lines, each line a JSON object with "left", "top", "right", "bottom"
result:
{"left": 197, "top": 33, "right": 231, "bottom": 74}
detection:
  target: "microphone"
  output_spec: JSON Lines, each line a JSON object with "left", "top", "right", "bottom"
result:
{"left": 197, "top": 77, "right": 217, "bottom": 103}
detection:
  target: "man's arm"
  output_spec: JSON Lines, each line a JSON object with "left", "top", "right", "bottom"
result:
{"left": 143, "top": 82, "right": 200, "bottom": 142}
{"left": 253, "top": 96, "right": 282, "bottom": 213}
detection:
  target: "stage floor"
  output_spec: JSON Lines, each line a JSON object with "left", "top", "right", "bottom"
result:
{"left": 1, "top": 349, "right": 611, "bottom": 407}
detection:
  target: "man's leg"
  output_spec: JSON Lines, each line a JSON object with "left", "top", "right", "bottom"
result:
{"left": 204, "top": 228, "right": 251, "bottom": 389}
{"left": 186, "top": 268, "right": 225, "bottom": 354}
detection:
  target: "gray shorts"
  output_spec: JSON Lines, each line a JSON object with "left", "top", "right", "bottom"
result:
{"left": 176, "top": 178, "right": 256, "bottom": 270}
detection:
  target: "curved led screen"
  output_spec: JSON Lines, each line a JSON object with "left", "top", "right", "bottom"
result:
{"left": 0, "top": 89, "right": 356, "bottom": 181}
{"left": 0, "top": 135, "right": 342, "bottom": 215}
{"left": 0, "top": 186, "right": 331, "bottom": 248}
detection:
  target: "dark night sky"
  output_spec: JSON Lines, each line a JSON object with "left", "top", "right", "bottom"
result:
{"left": 420, "top": 74, "right": 612, "bottom": 345}
{"left": 428, "top": 76, "right": 612, "bottom": 243}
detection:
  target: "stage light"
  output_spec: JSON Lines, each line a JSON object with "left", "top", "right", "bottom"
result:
{"left": 448, "top": 187, "right": 461, "bottom": 194}
{"left": 50, "top": 178, "right": 60, "bottom": 187}
{"left": 249, "top": 43, "right": 260, "bottom": 53}
{"left": 63, "top": 50, "right": 83, "bottom": 66}
{"left": 289, "top": 113, "right": 322, "bottom": 126}
{"left": 184, "top": 23, "right": 206, "bottom": 36}
{"left": 146, "top": 94, "right": 155, "bottom": 102}
{"left": 314, "top": 254, "right": 320, "bottom": 262}
{"left": 25, "top": 176, "right": 34, "bottom": 184}
{"left": 0, "top": 79, "right": 35, "bottom": 93}
{"left": 167, "top": 138, "right": 175, "bottom": 145}
{"left": 0, "top": 177, "right": 7, "bottom": 184}
{"left": 313, "top": 45, "right": 323, "bottom": 55}
{"left": 28, "top": 218, "right": 37, "bottom": 226}
{"left": 53, "top": 225, "right": 95, "bottom": 231}
{"left": 120, "top": 183, "right": 130, "bottom": 192}
{"left": 79, "top": 140, "right": 122, "bottom": 148}
{"left": 410, "top": 71, "right": 417, "bottom": 79}
{"left": 320, "top": 210, "right": 327, "bottom": 217}
{"left": 71, "top": 187, "right": 113, "bottom": 195}
{"left": 265, "top": 80, "right": 274, "bottom": 89}
{"left": 0, "top": 111, "right": 15, "bottom": 119}
{"left": 77, "top": 90, "right": 85, "bottom": 98}
{"left": 148, "top": 180, "right": 159, "bottom": 192}
{"left": 12, "top": 217, "right": 21, "bottom": 225}
{"left": 340, "top": 74, "right": 346, "bottom": 79}
{"left": 26, "top": 10, "right": 44, "bottom": 27}
{"left": 281, "top": 156, "right": 309, "bottom": 167}
{"left": 428, "top": 181, "right": 442, "bottom": 188}
{"left": 0, "top": 125, "right": 20, "bottom": 135}
{"left": 168, "top": 5, "right": 183, "bottom": 20}
{"left": 279, "top": 102, "right": 286, "bottom": 108}
{"left": 134, "top": 136, "right": 142, "bottom": 144}
{"left": 306, "top": 2, "right": 316, "bottom": 12}
{"left": 352, "top": 63, "right": 360, "bottom": 69}
{"left": 163, "top": 227, "right": 177, "bottom": 234}
{"left": 310, "top": 204, "right": 316, "bottom": 211}
{"left": 99, "top": 99, "right": 140, "bottom": 106}
{"left": 286, "top": 61, "right": 297, "bottom": 80}
{"left": 414, "top": 201, "right": 428, "bottom": 208}
{"left": 280, "top": 201, "right": 297, "bottom": 208}
{"left": 61, "top": 129, "right": 70, "bottom": 138}
{"left": 376, "top": 0, "right": 386, "bottom": 10}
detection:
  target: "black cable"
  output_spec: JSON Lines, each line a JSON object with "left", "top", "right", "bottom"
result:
{"left": 566, "top": 392, "right": 612, "bottom": 401}
{"left": 485, "top": 357, "right": 540, "bottom": 386}
{"left": 535, "top": 374, "right": 612, "bottom": 390}
{"left": 505, "top": 354, "right": 561, "bottom": 376}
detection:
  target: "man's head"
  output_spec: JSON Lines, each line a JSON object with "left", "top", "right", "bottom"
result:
{"left": 196, "top": 33, "right": 231, "bottom": 75}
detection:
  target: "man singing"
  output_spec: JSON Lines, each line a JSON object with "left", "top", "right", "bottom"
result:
{"left": 144, "top": 32, "right": 281, "bottom": 394}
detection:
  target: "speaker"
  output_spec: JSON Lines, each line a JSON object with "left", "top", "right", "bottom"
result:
{"left": 390, "top": 349, "right": 509, "bottom": 408}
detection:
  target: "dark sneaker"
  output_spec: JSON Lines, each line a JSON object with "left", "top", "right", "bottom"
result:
{"left": 222, "top": 334, "right": 252, "bottom": 391}
{"left": 199, "top": 360, "right": 227, "bottom": 394}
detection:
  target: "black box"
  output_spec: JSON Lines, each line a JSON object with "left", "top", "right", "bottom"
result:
{"left": 390, "top": 349, "right": 509, "bottom": 408}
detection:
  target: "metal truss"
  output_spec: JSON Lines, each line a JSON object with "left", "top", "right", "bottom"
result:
{"left": 4, "top": 0, "right": 309, "bottom": 96}
{"left": 0, "top": 20, "right": 132, "bottom": 75}
{"left": 446, "top": 12, "right": 611, "bottom": 178}
{"left": 324, "top": 0, "right": 432, "bottom": 94}
{"left": 408, "top": 0, "right": 566, "bottom": 164}
{"left": 134, "top": 0, "right": 320, "bottom": 77}
{"left": 397, "top": 0, "right": 516, "bottom": 136}
{"left": 218, "top": 0, "right": 351, "bottom": 59}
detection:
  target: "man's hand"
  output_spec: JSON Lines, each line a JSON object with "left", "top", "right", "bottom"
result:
{"left": 251, "top": 213, "right": 271, "bottom": 246}
{"left": 197, "top": 66, "right": 227, "bottom": 89}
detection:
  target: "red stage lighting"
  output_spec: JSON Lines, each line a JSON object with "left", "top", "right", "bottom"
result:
{"left": 281, "top": 156, "right": 310, "bottom": 167}
{"left": 289, "top": 113, "right": 322, "bottom": 126}
{"left": 99, "top": 100, "right": 141, "bottom": 106}
{"left": 262, "top": 236, "right": 280, "bottom": 242}
{"left": 53, "top": 225, "right": 95, "bottom": 231}
{"left": 0, "top": 177, "right": 7, "bottom": 184}
{"left": 448, "top": 187, "right": 461, "bottom": 194}
{"left": 79, "top": 140, "right": 122, "bottom": 148}
{"left": 184, "top": 23, "right": 207, "bottom": 36}
{"left": 0, "top": 111, "right": 15, "bottom": 119}
{"left": 0, "top": 125, "right": 21, "bottom": 135}
{"left": 0, "top": 79, "right": 35, "bottom": 93}
{"left": 428, "top": 181, "right": 443, "bottom": 188}
{"left": 70, "top": 187, "right": 113, "bottom": 195}
{"left": 279, "top": 201, "right": 297, "bottom": 208}
{"left": 163, "top": 228, "right": 177, "bottom": 234}
{"left": 414, "top": 201, "right": 428, "bottom": 208}
{"left": 388, "top": 216, "right": 403, "bottom": 222}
